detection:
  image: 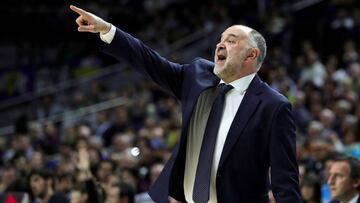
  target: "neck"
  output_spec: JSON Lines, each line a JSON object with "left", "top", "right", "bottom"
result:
{"left": 340, "top": 191, "right": 359, "bottom": 203}
{"left": 222, "top": 71, "right": 256, "bottom": 83}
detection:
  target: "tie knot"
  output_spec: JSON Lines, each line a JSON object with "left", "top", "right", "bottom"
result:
{"left": 218, "top": 83, "right": 233, "bottom": 96}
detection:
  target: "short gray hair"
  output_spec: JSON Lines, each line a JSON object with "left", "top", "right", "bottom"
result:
{"left": 247, "top": 29, "right": 267, "bottom": 69}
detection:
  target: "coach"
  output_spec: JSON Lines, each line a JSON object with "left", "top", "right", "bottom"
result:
{"left": 70, "top": 5, "right": 301, "bottom": 203}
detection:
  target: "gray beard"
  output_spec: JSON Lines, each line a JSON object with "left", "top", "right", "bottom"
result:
{"left": 214, "top": 63, "right": 240, "bottom": 81}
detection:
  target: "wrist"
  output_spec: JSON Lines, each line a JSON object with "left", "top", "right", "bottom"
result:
{"left": 78, "top": 169, "right": 92, "bottom": 179}
{"left": 100, "top": 22, "right": 111, "bottom": 35}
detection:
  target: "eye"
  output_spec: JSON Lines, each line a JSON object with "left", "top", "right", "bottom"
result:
{"left": 226, "top": 39, "right": 235, "bottom": 44}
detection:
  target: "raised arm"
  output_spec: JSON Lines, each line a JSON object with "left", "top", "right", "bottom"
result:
{"left": 75, "top": 146, "right": 105, "bottom": 203}
{"left": 70, "top": 5, "right": 184, "bottom": 99}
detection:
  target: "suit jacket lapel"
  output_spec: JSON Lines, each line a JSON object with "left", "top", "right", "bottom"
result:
{"left": 169, "top": 68, "right": 219, "bottom": 200}
{"left": 181, "top": 70, "right": 219, "bottom": 140}
{"left": 218, "top": 74, "right": 263, "bottom": 168}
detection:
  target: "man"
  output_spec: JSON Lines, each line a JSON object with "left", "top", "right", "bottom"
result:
{"left": 327, "top": 157, "right": 360, "bottom": 203}
{"left": 96, "top": 160, "right": 116, "bottom": 184}
{"left": 28, "top": 170, "right": 69, "bottom": 203}
{"left": 135, "top": 163, "right": 165, "bottom": 203}
{"left": 55, "top": 173, "right": 75, "bottom": 201}
{"left": 76, "top": 146, "right": 107, "bottom": 203}
{"left": 70, "top": 5, "right": 301, "bottom": 203}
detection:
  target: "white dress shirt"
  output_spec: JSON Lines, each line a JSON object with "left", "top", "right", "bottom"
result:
{"left": 100, "top": 24, "right": 116, "bottom": 44}
{"left": 184, "top": 73, "right": 255, "bottom": 203}
{"left": 342, "top": 194, "right": 359, "bottom": 203}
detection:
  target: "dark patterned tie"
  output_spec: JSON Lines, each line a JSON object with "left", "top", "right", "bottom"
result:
{"left": 192, "top": 83, "right": 233, "bottom": 203}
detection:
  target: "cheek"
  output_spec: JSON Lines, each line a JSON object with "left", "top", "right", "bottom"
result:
{"left": 226, "top": 54, "right": 236, "bottom": 65}
{"left": 39, "top": 182, "right": 46, "bottom": 189}
{"left": 229, "top": 49, "right": 245, "bottom": 62}
{"left": 337, "top": 179, "right": 351, "bottom": 188}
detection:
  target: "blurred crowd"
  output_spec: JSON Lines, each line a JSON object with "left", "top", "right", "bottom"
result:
{"left": 1, "top": 0, "right": 360, "bottom": 203}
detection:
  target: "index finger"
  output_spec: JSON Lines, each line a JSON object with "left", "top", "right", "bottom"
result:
{"left": 70, "top": 5, "right": 89, "bottom": 17}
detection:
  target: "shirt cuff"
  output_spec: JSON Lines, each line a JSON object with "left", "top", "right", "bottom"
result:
{"left": 100, "top": 24, "right": 116, "bottom": 44}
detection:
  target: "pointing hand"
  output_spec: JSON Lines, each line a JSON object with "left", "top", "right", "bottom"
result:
{"left": 70, "top": 5, "right": 111, "bottom": 34}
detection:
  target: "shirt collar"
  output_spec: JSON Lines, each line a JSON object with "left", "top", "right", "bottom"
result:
{"left": 341, "top": 194, "right": 360, "bottom": 203}
{"left": 220, "top": 73, "right": 256, "bottom": 95}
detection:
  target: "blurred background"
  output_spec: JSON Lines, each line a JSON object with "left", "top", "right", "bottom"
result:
{"left": 0, "top": 0, "right": 359, "bottom": 202}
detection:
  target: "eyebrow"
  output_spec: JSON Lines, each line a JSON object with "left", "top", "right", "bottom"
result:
{"left": 329, "top": 171, "right": 346, "bottom": 176}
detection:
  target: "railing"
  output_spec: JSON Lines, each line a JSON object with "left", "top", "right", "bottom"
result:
{"left": 284, "top": 0, "right": 325, "bottom": 12}
{"left": 0, "top": 64, "right": 124, "bottom": 110}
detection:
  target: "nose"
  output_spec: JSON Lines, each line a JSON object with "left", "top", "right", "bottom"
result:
{"left": 216, "top": 41, "right": 225, "bottom": 49}
{"left": 327, "top": 175, "right": 334, "bottom": 185}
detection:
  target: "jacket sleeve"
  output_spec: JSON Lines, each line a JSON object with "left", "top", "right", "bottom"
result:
{"left": 101, "top": 28, "right": 184, "bottom": 100}
{"left": 270, "top": 102, "right": 302, "bottom": 203}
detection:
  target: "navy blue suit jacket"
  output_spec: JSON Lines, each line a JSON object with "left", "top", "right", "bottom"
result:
{"left": 102, "top": 28, "right": 301, "bottom": 203}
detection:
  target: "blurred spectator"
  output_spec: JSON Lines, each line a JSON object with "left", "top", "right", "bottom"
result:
{"left": 37, "top": 95, "right": 64, "bottom": 119}
{"left": 0, "top": 166, "right": 19, "bottom": 192}
{"left": 118, "top": 182, "right": 135, "bottom": 203}
{"left": 28, "top": 170, "right": 69, "bottom": 203}
{"left": 55, "top": 173, "right": 75, "bottom": 201}
{"left": 134, "top": 162, "right": 164, "bottom": 203}
{"left": 319, "top": 109, "right": 336, "bottom": 138}
{"left": 95, "top": 111, "right": 111, "bottom": 137}
{"left": 75, "top": 145, "right": 106, "bottom": 203}
{"left": 103, "top": 107, "right": 132, "bottom": 147}
{"left": 38, "top": 122, "right": 61, "bottom": 155}
{"left": 343, "top": 40, "right": 359, "bottom": 67}
{"left": 29, "top": 151, "right": 44, "bottom": 171}
{"left": 299, "top": 50, "right": 327, "bottom": 88}
{"left": 293, "top": 91, "right": 312, "bottom": 133}
{"left": 301, "top": 174, "right": 321, "bottom": 203}
{"left": 327, "top": 156, "right": 360, "bottom": 203}
{"left": 96, "top": 160, "right": 116, "bottom": 184}
{"left": 331, "top": 9, "right": 354, "bottom": 31}
{"left": 308, "top": 137, "right": 334, "bottom": 174}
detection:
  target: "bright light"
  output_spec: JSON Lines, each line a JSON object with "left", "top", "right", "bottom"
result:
{"left": 130, "top": 147, "right": 140, "bottom": 157}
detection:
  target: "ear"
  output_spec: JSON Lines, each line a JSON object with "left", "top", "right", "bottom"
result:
{"left": 352, "top": 178, "right": 360, "bottom": 189}
{"left": 245, "top": 48, "right": 260, "bottom": 62}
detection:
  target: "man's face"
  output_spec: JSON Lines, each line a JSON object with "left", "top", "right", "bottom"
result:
{"left": 97, "top": 162, "right": 113, "bottom": 182}
{"left": 214, "top": 25, "right": 252, "bottom": 82}
{"left": 30, "top": 174, "right": 46, "bottom": 198}
{"left": 56, "top": 176, "right": 73, "bottom": 193}
{"left": 2, "top": 168, "right": 16, "bottom": 185}
{"left": 327, "top": 161, "right": 358, "bottom": 200}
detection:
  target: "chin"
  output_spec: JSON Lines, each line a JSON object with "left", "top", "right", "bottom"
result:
{"left": 214, "top": 65, "right": 225, "bottom": 76}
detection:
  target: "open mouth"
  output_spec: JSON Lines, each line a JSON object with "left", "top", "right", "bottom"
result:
{"left": 217, "top": 54, "right": 227, "bottom": 63}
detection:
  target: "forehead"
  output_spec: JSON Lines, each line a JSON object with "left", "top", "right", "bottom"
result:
{"left": 30, "top": 174, "right": 44, "bottom": 181}
{"left": 100, "top": 162, "right": 113, "bottom": 168}
{"left": 221, "top": 25, "right": 251, "bottom": 39}
{"left": 330, "top": 161, "right": 350, "bottom": 174}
